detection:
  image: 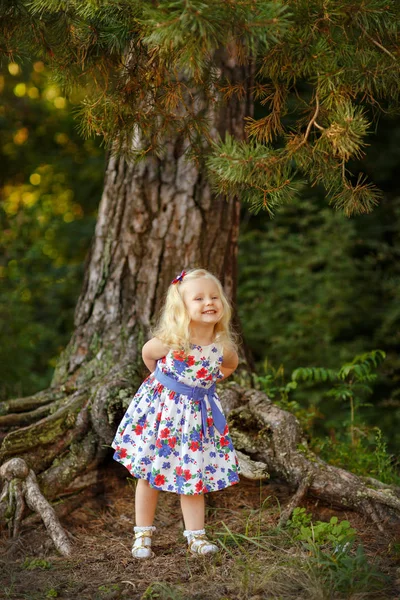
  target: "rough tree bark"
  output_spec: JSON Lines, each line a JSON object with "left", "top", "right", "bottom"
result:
{"left": 1, "top": 52, "right": 400, "bottom": 553}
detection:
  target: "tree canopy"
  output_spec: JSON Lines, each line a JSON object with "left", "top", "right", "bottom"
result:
{"left": 1, "top": 0, "right": 400, "bottom": 215}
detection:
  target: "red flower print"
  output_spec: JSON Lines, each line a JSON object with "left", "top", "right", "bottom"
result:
{"left": 220, "top": 437, "right": 230, "bottom": 447}
{"left": 196, "top": 367, "right": 208, "bottom": 378}
{"left": 173, "top": 350, "right": 186, "bottom": 361}
{"left": 205, "top": 374, "right": 213, "bottom": 381}
{"left": 156, "top": 383, "right": 164, "bottom": 394}
{"left": 134, "top": 424, "right": 143, "bottom": 435}
{"left": 187, "top": 355, "right": 195, "bottom": 366}
{"left": 156, "top": 439, "right": 163, "bottom": 448}
{"left": 154, "top": 474, "right": 166, "bottom": 486}
{"left": 168, "top": 436, "right": 176, "bottom": 448}
{"left": 160, "top": 427, "right": 170, "bottom": 438}
{"left": 223, "top": 425, "right": 229, "bottom": 436}
{"left": 176, "top": 466, "right": 183, "bottom": 476}
{"left": 156, "top": 412, "right": 162, "bottom": 422}
{"left": 161, "top": 356, "right": 166, "bottom": 363}
{"left": 195, "top": 480, "right": 203, "bottom": 493}
{"left": 119, "top": 448, "right": 127, "bottom": 459}
{"left": 190, "top": 441, "right": 199, "bottom": 451}
{"left": 169, "top": 391, "right": 175, "bottom": 400}
{"left": 207, "top": 417, "right": 213, "bottom": 427}
{"left": 184, "top": 469, "right": 192, "bottom": 481}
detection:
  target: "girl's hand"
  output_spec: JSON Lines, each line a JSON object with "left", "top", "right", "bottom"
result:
{"left": 219, "top": 347, "right": 239, "bottom": 381}
{"left": 142, "top": 337, "right": 169, "bottom": 372}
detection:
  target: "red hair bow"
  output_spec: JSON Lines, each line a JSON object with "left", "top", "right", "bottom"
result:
{"left": 171, "top": 270, "right": 186, "bottom": 285}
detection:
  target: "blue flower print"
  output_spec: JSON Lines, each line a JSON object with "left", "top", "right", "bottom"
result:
{"left": 111, "top": 342, "right": 241, "bottom": 495}
{"left": 228, "top": 469, "right": 239, "bottom": 483}
{"left": 190, "top": 430, "right": 202, "bottom": 442}
{"left": 173, "top": 359, "right": 187, "bottom": 375}
{"left": 158, "top": 445, "right": 172, "bottom": 458}
{"left": 176, "top": 476, "right": 186, "bottom": 493}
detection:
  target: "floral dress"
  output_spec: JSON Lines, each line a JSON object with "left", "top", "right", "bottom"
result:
{"left": 112, "top": 343, "right": 240, "bottom": 495}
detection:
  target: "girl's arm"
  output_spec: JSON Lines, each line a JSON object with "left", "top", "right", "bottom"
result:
{"left": 219, "top": 347, "right": 239, "bottom": 381}
{"left": 142, "top": 337, "right": 169, "bottom": 372}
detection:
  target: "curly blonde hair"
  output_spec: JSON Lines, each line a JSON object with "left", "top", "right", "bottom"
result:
{"left": 152, "top": 268, "right": 237, "bottom": 354}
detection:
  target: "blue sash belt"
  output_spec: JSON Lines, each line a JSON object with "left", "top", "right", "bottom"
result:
{"left": 154, "top": 367, "right": 227, "bottom": 440}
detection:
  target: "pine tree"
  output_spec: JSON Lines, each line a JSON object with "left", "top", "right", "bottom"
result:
{"left": 1, "top": 1, "right": 400, "bottom": 548}
{"left": 2, "top": 0, "right": 399, "bottom": 215}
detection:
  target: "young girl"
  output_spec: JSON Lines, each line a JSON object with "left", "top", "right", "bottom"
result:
{"left": 112, "top": 268, "right": 240, "bottom": 558}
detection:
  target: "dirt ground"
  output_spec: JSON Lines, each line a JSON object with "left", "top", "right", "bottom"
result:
{"left": 1, "top": 462, "right": 400, "bottom": 600}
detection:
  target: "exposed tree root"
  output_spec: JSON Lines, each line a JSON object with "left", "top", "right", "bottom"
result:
{"left": 0, "top": 458, "right": 72, "bottom": 556}
{"left": 279, "top": 472, "right": 313, "bottom": 525}
{"left": 221, "top": 385, "right": 400, "bottom": 527}
{"left": 1, "top": 380, "right": 399, "bottom": 553}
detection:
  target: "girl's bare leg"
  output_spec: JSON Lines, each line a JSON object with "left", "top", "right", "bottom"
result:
{"left": 180, "top": 493, "right": 205, "bottom": 530}
{"left": 180, "top": 493, "right": 218, "bottom": 554}
{"left": 135, "top": 479, "right": 159, "bottom": 526}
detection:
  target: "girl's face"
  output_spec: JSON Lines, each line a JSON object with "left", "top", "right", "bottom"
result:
{"left": 181, "top": 278, "right": 223, "bottom": 327}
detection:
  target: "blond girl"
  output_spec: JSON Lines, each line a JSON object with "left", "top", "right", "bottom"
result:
{"left": 112, "top": 268, "right": 240, "bottom": 558}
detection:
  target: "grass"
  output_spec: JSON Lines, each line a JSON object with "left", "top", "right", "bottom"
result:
{"left": 0, "top": 466, "right": 398, "bottom": 600}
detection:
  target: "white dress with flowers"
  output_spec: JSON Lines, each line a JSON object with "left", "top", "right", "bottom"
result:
{"left": 112, "top": 343, "right": 240, "bottom": 495}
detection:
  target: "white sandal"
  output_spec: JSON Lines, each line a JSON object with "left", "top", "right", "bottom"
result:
{"left": 184, "top": 529, "right": 219, "bottom": 555}
{"left": 132, "top": 526, "right": 156, "bottom": 559}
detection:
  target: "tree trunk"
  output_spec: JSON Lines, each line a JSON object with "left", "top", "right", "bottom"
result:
{"left": 0, "top": 56, "right": 248, "bottom": 500}
{"left": 1, "top": 51, "right": 400, "bottom": 551}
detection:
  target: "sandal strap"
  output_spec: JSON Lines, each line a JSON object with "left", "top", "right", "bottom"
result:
{"left": 134, "top": 530, "right": 154, "bottom": 541}
{"left": 187, "top": 533, "right": 218, "bottom": 555}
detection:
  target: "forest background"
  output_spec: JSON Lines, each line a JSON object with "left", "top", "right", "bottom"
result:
{"left": 1, "top": 54, "right": 400, "bottom": 481}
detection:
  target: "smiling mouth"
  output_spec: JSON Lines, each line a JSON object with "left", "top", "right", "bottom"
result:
{"left": 203, "top": 310, "right": 217, "bottom": 314}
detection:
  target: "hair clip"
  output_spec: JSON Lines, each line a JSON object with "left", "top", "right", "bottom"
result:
{"left": 171, "top": 270, "right": 186, "bottom": 285}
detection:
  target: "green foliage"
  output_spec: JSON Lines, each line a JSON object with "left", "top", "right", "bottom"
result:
{"left": 309, "top": 541, "right": 390, "bottom": 596}
{"left": 255, "top": 351, "right": 400, "bottom": 482}
{"left": 22, "top": 557, "right": 52, "bottom": 570}
{"left": 97, "top": 583, "right": 121, "bottom": 595}
{"left": 286, "top": 508, "right": 356, "bottom": 547}
{"left": 312, "top": 428, "right": 400, "bottom": 485}
{"left": 238, "top": 186, "right": 400, "bottom": 451}
{"left": 216, "top": 511, "right": 390, "bottom": 599}
{"left": 141, "top": 582, "right": 184, "bottom": 600}
{"left": 293, "top": 350, "right": 386, "bottom": 445}
{"left": 207, "top": 134, "right": 305, "bottom": 216}
{"left": 286, "top": 508, "right": 388, "bottom": 596}
{"left": 1, "top": 1, "right": 400, "bottom": 214}
{"left": 0, "top": 60, "right": 103, "bottom": 398}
